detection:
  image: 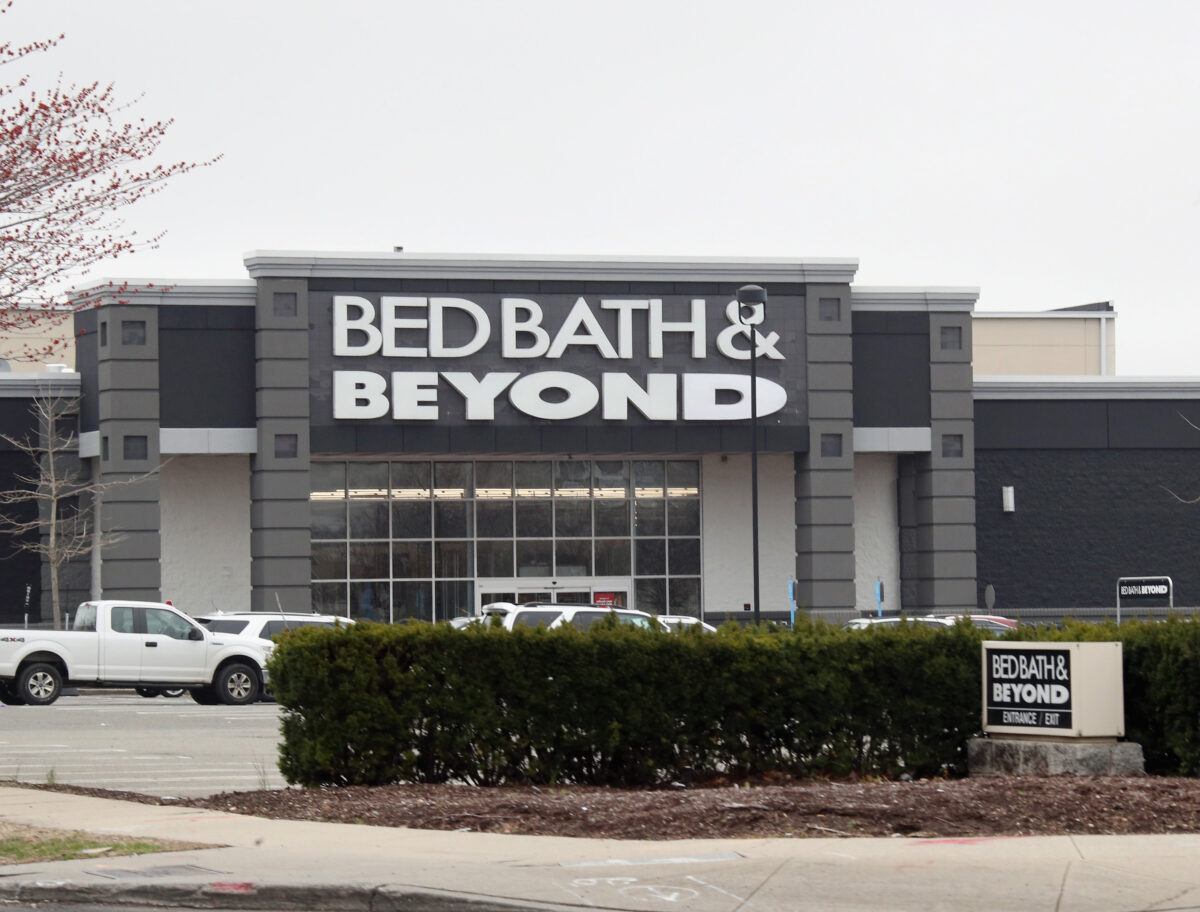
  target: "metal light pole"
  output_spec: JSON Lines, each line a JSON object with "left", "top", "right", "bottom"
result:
{"left": 737, "top": 284, "right": 766, "bottom": 624}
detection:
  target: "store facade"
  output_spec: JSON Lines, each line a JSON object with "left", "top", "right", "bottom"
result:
{"left": 58, "top": 252, "right": 978, "bottom": 624}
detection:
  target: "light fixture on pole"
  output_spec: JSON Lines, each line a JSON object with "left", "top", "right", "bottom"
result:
{"left": 736, "top": 284, "right": 766, "bottom": 624}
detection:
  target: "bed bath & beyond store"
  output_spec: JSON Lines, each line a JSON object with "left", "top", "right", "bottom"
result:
{"left": 66, "top": 252, "right": 977, "bottom": 624}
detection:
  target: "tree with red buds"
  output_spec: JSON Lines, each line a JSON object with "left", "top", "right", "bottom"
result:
{"left": 0, "top": 2, "right": 218, "bottom": 363}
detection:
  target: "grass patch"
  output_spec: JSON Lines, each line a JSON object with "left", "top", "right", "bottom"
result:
{"left": 0, "top": 821, "right": 203, "bottom": 865}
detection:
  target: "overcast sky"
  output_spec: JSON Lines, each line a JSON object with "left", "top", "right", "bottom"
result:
{"left": 7, "top": 1, "right": 1199, "bottom": 375}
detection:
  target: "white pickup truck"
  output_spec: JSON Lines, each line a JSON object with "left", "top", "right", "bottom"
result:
{"left": 0, "top": 600, "right": 271, "bottom": 706}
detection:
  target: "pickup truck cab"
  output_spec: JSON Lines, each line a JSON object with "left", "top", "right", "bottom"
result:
{"left": 0, "top": 600, "right": 270, "bottom": 706}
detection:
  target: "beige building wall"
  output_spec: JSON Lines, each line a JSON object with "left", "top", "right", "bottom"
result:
{"left": 973, "top": 313, "right": 1116, "bottom": 376}
{"left": 0, "top": 312, "right": 76, "bottom": 371}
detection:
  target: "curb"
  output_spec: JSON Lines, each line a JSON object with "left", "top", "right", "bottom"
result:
{"left": 0, "top": 880, "right": 554, "bottom": 911}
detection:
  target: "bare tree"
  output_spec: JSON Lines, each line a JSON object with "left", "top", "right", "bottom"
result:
{"left": 0, "top": 396, "right": 157, "bottom": 628}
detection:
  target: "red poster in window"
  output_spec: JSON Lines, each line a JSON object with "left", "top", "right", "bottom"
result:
{"left": 594, "top": 592, "right": 617, "bottom": 607}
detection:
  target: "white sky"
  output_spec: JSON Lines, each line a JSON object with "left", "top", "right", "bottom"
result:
{"left": 7, "top": 0, "right": 1199, "bottom": 375}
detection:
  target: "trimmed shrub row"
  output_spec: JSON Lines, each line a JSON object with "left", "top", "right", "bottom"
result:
{"left": 268, "top": 616, "right": 1200, "bottom": 787}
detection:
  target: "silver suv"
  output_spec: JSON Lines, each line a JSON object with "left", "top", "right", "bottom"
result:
{"left": 195, "top": 611, "right": 354, "bottom": 643}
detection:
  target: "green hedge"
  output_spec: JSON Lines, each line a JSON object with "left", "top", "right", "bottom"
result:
{"left": 268, "top": 616, "right": 1200, "bottom": 786}
{"left": 269, "top": 619, "right": 983, "bottom": 787}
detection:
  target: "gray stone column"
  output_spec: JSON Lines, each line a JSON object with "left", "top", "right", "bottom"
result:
{"left": 96, "top": 306, "right": 162, "bottom": 600}
{"left": 795, "top": 284, "right": 855, "bottom": 612}
{"left": 251, "top": 279, "right": 312, "bottom": 612}
{"left": 911, "top": 311, "right": 977, "bottom": 611}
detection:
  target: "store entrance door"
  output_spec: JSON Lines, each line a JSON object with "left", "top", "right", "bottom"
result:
{"left": 477, "top": 579, "right": 630, "bottom": 612}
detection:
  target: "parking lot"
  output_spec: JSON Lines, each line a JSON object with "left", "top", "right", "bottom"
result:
{"left": 0, "top": 691, "right": 286, "bottom": 798}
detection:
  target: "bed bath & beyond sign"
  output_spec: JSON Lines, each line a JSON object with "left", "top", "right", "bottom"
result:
{"left": 328, "top": 295, "right": 790, "bottom": 422}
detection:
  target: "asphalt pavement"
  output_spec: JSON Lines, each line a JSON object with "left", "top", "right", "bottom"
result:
{"left": 2, "top": 785, "right": 1200, "bottom": 912}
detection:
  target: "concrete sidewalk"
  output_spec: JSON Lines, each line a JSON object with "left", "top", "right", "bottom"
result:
{"left": 2, "top": 786, "right": 1199, "bottom": 912}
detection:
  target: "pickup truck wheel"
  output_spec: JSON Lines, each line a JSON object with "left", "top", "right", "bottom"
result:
{"left": 215, "top": 663, "right": 260, "bottom": 706}
{"left": 189, "top": 686, "right": 220, "bottom": 705}
{"left": 18, "top": 663, "right": 63, "bottom": 706}
{"left": 136, "top": 687, "right": 161, "bottom": 698}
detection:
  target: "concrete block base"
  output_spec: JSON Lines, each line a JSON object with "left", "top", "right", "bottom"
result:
{"left": 968, "top": 737, "right": 1145, "bottom": 777}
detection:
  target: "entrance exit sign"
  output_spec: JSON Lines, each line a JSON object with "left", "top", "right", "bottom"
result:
{"left": 982, "top": 641, "right": 1124, "bottom": 739}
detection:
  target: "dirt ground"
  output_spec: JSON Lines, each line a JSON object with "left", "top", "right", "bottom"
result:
{"left": 21, "top": 776, "right": 1200, "bottom": 840}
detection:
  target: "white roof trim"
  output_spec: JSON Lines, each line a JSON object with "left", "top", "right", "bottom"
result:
{"left": 0, "top": 372, "right": 81, "bottom": 397}
{"left": 974, "top": 311, "right": 1116, "bottom": 320}
{"left": 242, "top": 250, "right": 861, "bottom": 284}
{"left": 975, "top": 377, "right": 1200, "bottom": 399}
{"left": 851, "top": 287, "right": 978, "bottom": 312}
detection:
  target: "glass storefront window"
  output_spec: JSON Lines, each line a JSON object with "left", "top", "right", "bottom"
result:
{"left": 392, "top": 581, "right": 432, "bottom": 622}
{"left": 391, "top": 462, "right": 431, "bottom": 499}
{"left": 635, "top": 577, "right": 666, "bottom": 615}
{"left": 555, "top": 500, "right": 591, "bottom": 537}
{"left": 434, "top": 461, "right": 472, "bottom": 499}
{"left": 594, "top": 499, "right": 630, "bottom": 536}
{"left": 348, "top": 542, "right": 389, "bottom": 578}
{"left": 594, "top": 460, "right": 629, "bottom": 498}
{"left": 636, "top": 539, "right": 666, "bottom": 576}
{"left": 668, "top": 538, "right": 701, "bottom": 575}
{"left": 516, "top": 539, "right": 552, "bottom": 576}
{"left": 634, "top": 460, "right": 665, "bottom": 497}
{"left": 392, "top": 500, "right": 431, "bottom": 538}
{"left": 477, "top": 540, "right": 513, "bottom": 577}
{"left": 311, "top": 582, "right": 347, "bottom": 615}
{"left": 350, "top": 580, "right": 390, "bottom": 622}
{"left": 633, "top": 499, "right": 665, "bottom": 536}
{"left": 311, "top": 542, "right": 346, "bottom": 580}
{"left": 348, "top": 462, "right": 388, "bottom": 498}
{"left": 475, "top": 461, "right": 513, "bottom": 498}
{"left": 514, "top": 461, "right": 552, "bottom": 497}
{"left": 435, "top": 541, "right": 473, "bottom": 577}
{"left": 668, "top": 578, "right": 701, "bottom": 614}
{"left": 515, "top": 500, "right": 552, "bottom": 537}
{"left": 311, "top": 458, "right": 700, "bottom": 621}
{"left": 311, "top": 501, "right": 347, "bottom": 539}
{"left": 311, "top": 462, "right": 346, "bottom": 499}
{"left": 595, "top": 538, "right": 631, "bottom": 576}
{"left": 555, "top": 459, "right": 591, "bottom": 496}
{"left": 434, "top": 502, "right": 472, "bottom": 538}
{"left": 392, "top": 540, "right": 431, "bottom": 578}
{"left": 348, "top": 501, "right": 388, "bottom": 539}
{"left": 668, "top": 499, "right": 700, "bottom": 535}
{"left": 555, "top": 540, "right": 591, "bottom": 576}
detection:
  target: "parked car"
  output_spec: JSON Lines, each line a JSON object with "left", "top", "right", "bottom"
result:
{"left": 194, "top": 611, "right": 354, "bottom": 643}
{"left": 935, "top": 614, "right": 1018, "bottom": 634}
{"left": 845, "top": 614, "right": 1017, "bottom": 633}
{"left": 656, "top": 614, "right": 718, "bottom": 633}
{"left": 844, "top": 615, "right": 952, "bottom": 630}
{"left": 458, "top": 602, "right": 656, "bottom": 632}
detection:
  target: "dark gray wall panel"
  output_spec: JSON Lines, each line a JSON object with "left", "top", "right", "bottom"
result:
{"left": 976, "top": 448, "right": 1200, "bottom": 610}
{"left": 159, "top": 306, "right": 255, "bottom": 428}
{"left": 1108, "top": 401, "right": 1200, "bottom": 448}
{"left": 852, "top": 319, "right": 931, "bottom": 429}
{"left": 75, "top": 309, "right": 99, "bottom": 432}
{"left": 975, "top": 401, "right": 1110, "bottom": 449}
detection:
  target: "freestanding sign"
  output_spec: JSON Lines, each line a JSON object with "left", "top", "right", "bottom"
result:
{"left": 982, "top": 641, "right": 1124, "bottom": 739}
